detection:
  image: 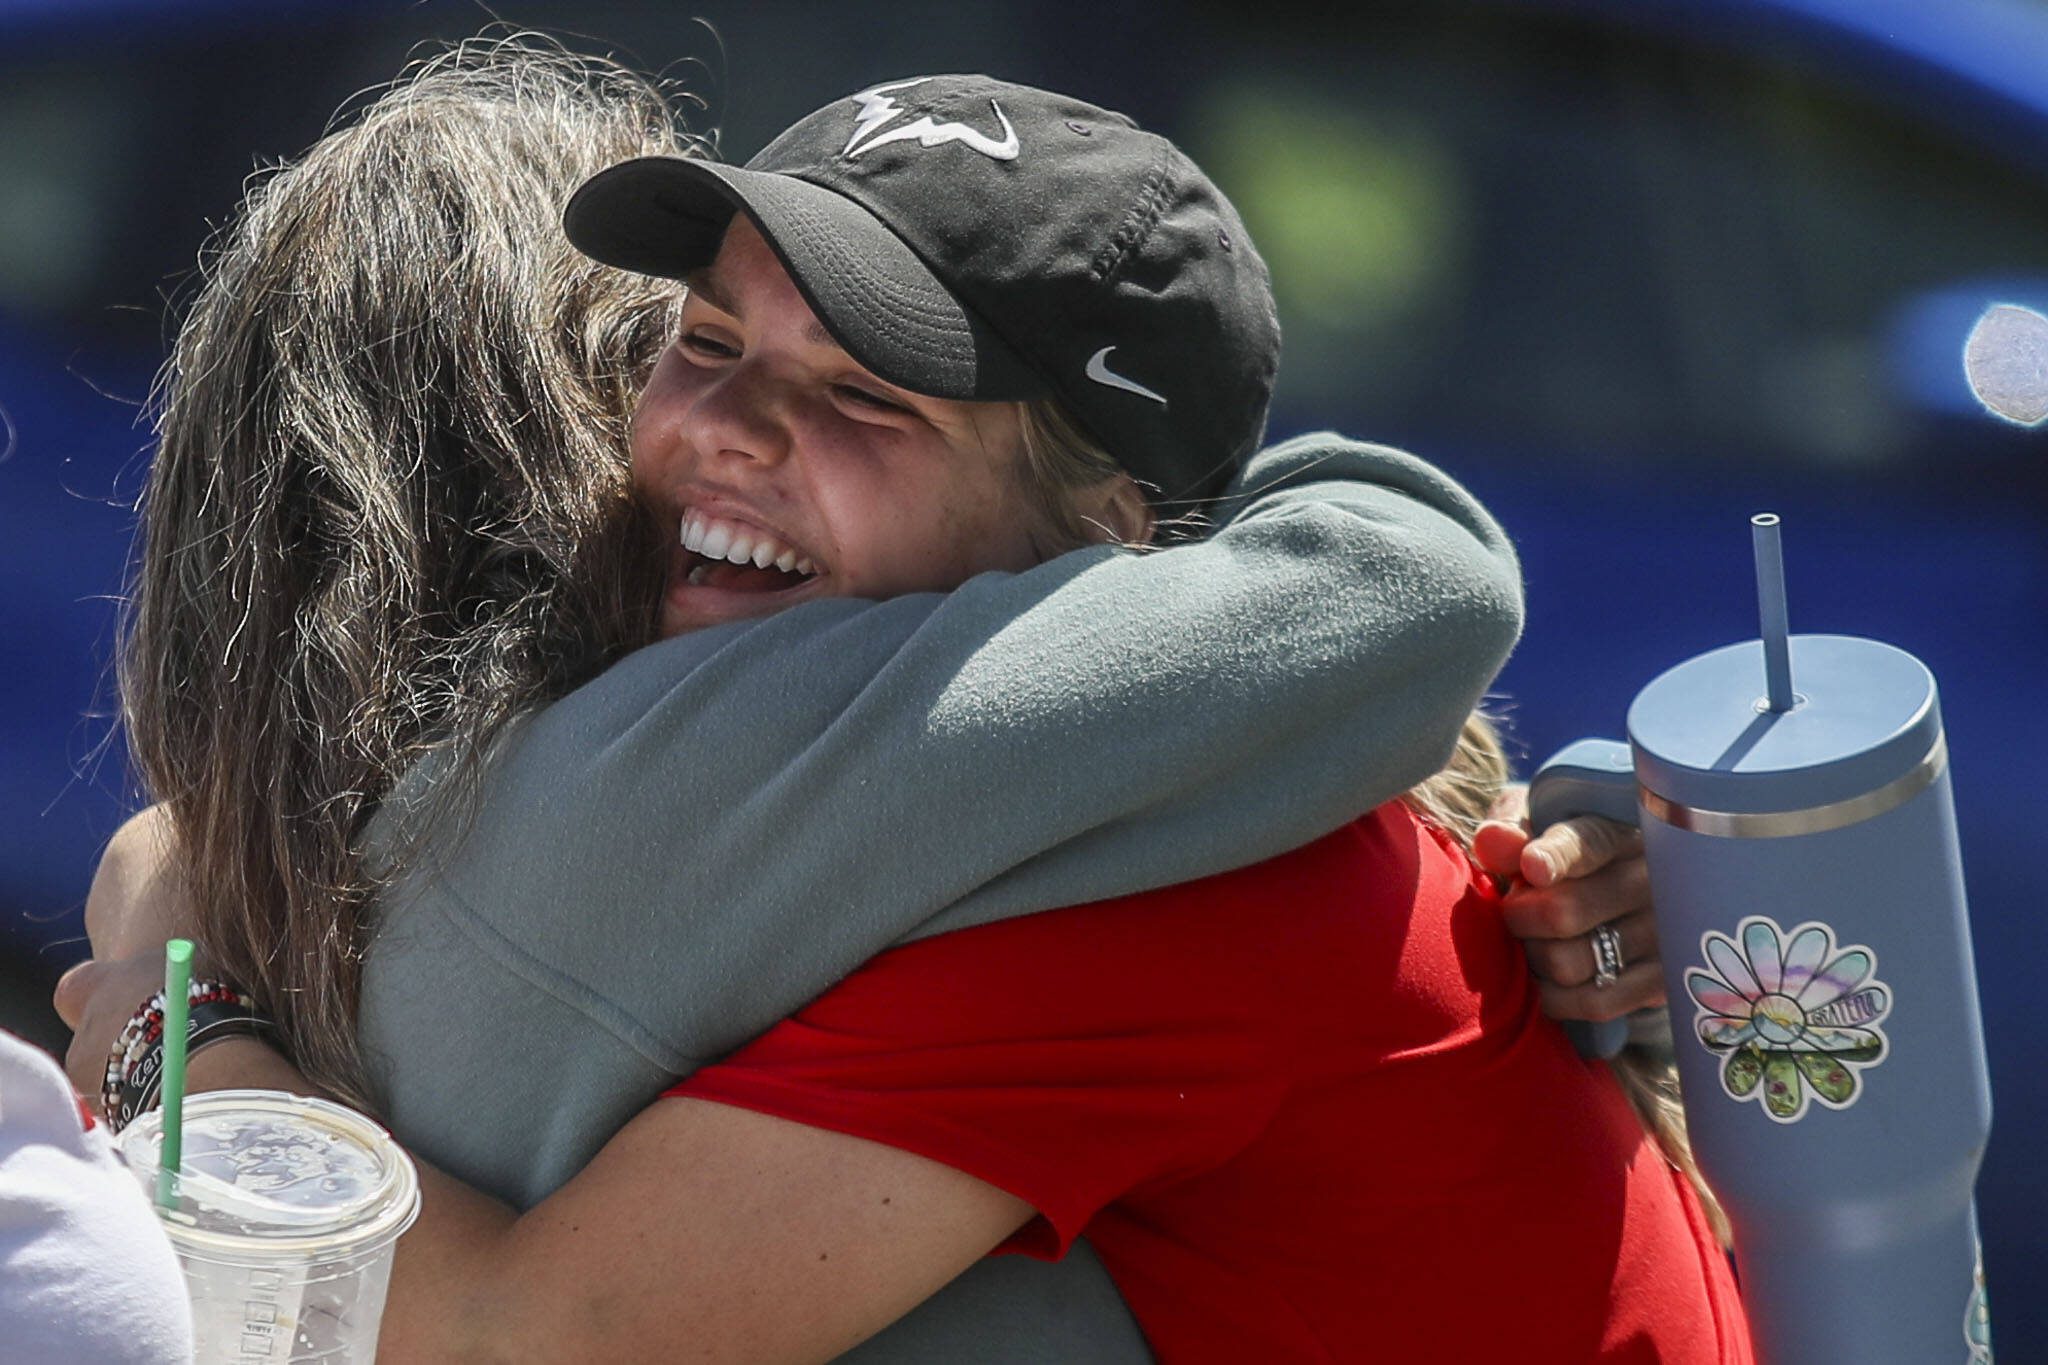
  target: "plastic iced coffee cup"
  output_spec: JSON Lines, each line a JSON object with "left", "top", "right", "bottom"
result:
{"left": 119, "top": 1089, "right": 421, "bottom": 1363}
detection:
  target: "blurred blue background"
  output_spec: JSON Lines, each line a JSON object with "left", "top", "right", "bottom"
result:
{"left": 2, "top": 0, "right": 2041, "bottom": 1347}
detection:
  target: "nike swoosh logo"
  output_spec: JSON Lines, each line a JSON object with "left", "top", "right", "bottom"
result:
{"left": 1085, "top": 347, "right": 1168, "bottom": 407}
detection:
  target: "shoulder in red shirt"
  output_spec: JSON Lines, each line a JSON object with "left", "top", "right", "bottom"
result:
{"left": 671, "top": 805, "right": 1749, "bottom": 1363}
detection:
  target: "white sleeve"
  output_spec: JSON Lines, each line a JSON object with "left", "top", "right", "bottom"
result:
{"left": 0, "top": 1031, "right": 195, "bottom": 1364}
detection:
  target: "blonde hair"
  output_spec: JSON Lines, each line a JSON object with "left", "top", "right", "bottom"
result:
{"left": 1616, "top": 1050, "right": 1731, "bottom": 1244}
{"left": 122, "top": 37, "right": 691, "bottom": 1106}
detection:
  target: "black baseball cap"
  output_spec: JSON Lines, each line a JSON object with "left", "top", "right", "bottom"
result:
{"left": 564, "top": 74, "right": 1279, "bottom": 505}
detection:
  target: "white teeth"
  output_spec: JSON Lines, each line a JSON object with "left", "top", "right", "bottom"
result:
{"left": 679, "top": 507, "right": 819, "bottom": 581}
{"left": 686, "top": 563, "right": 711, "bottom": 586}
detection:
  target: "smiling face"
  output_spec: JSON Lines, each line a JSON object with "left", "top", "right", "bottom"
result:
{"left": 629, "top": 215, "right": 1051, "bottom": 637}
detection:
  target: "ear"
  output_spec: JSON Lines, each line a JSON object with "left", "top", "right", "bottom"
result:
{"left": 1076, "top": 473, "right": 1156, "bottom": 547}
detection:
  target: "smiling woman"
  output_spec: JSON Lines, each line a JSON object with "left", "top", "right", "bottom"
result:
{"left": 632, "top": 217, "right": 1134, "bottom": 635}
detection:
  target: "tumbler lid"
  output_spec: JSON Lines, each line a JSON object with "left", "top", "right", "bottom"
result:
{"left": 1625, "top": 634, "right": 1940, "bottom": 815}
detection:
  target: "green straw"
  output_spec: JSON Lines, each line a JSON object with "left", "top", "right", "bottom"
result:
{"left": 156, "top": 939, "right": 194, "bottom": 1210}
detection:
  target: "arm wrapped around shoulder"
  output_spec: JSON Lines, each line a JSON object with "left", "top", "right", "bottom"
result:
{"left": 378, "top": 431, "right": 1525, "bottom": 962}
{"left": 881, "top": 431, "right": 1520, "bottom": 939}
{"left": 360, "top": 430, "right": 1524, "bottom": 1115}
{"left": 918, "top": 431, "right": 1524, "bottom": 907}
{"left": 1207, "top": 429, "right": 1524, "bottom": 786}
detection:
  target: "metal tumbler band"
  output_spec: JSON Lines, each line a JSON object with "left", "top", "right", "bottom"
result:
{"left": 1639, "top": 732, "right": 1947, "bottom": 840}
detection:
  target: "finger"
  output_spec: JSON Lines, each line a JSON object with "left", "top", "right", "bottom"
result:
{"left": 1500, "top": 855, "right": 1653, "bottom": 941}
{"left": 1471, "top": 820, "right": 1530, "bottom": 879}
{"left": 1538, "top": 962, "right": 1667, "bottom": 1024}
{"left": 52, "top": 959, "right": 99, "bottom": 1031}
{"left": 1522, "top": 910, "right": 1661, "bottom": 988}
{"left": 1522, "top": 816, "right": 1644, "bottom": 887}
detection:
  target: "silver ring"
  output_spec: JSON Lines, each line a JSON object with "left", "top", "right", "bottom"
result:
{"left": 1590, "top": 923, "right": 1625, "bottom": 989}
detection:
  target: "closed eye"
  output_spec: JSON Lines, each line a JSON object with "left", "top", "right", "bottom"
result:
{"left": 678, "top": 329, "right": 740, "bottom": 361}
{"left": 833, "top": 383, "right": 912, "bottom": 415}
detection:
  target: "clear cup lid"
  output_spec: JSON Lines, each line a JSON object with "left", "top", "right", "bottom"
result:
{"left": 121, "top": 1089, "right": 420, "bottom": 1256}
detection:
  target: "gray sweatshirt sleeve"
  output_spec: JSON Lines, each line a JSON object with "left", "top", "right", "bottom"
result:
{"left": 368, "top": 431, "right": 1521, "bottom": 1062}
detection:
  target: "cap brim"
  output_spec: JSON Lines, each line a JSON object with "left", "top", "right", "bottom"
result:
{"left": 565, "top": 156, "right": 1041, "bottom": 402}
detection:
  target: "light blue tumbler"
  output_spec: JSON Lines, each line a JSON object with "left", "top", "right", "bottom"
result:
{"left": 1530, "top": 516, "right": 1993, "bottom": 1365}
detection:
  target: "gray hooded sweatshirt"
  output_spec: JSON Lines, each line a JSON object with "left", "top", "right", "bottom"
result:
{"left": 359, "top": 433, "right": 1524, "bottom": 1359}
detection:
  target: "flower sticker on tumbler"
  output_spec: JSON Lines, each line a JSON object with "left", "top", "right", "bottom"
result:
{"left": 1686, "top": 915, "right": 1891, "bottom": 1123}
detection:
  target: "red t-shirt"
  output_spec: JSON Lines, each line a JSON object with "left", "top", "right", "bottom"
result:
{"left": 669, "top": 805, "right": 1750, "bottom": 1362}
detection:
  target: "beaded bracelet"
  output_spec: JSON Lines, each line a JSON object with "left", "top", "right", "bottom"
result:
{"left": 102, "top": 980, "right": 278, "bottom": 1134}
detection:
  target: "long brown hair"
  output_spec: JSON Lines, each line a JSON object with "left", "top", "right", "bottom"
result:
{"left": 122, "top": 37, "right": 689, "bottom": 1105}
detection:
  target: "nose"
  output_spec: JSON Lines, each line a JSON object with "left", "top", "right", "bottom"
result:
{"left": 684, "top": 361, "right": 795, "bottom": 471}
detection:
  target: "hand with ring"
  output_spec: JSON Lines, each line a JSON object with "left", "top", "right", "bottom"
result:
{"left": 1473, "top": 785, "right": 1665, "bottom": 1024}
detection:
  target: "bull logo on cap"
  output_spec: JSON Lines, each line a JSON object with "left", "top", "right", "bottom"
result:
{"left": 844, "top": 78, "right": 1020, "bottom": 161}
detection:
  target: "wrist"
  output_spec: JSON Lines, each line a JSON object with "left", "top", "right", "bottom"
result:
{"left": 185, "top": 1035, "right": 317, "bottom": 1097}
{"left": 103, "top": 983, "right": 302, "bottom": 1130}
